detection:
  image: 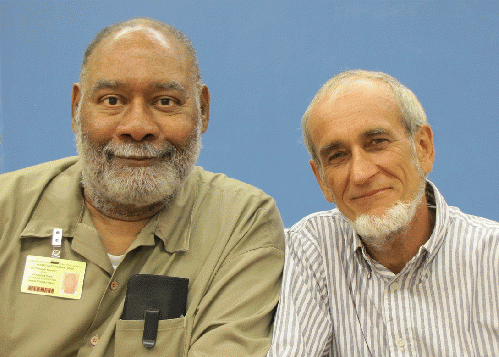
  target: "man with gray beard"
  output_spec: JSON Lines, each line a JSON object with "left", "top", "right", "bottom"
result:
{"left": 268, "top": 70, "right": 499, "bottom": 356}
{"left": 0, "top": 18, "right": 284, "bottom": 356}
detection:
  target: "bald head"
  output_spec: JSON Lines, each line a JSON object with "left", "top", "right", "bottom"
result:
{"left": 80, "top": 18, "right": 201, "bottom": 87}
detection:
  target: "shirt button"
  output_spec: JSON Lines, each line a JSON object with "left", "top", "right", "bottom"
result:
{"left": 397, "top": 338, "right": 406, "bottom": 347}
{"left": 90, "top": 335, "right": 99, "bottom": 346}
{"left": 391, "top": 282, "right": 401, "bottom": 291}
{"left": 110, "top": 281, "right": 119, "bottom": 291}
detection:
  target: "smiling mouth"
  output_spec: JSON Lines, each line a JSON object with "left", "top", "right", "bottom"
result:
{"left": 352, "top": 188, "right": 388, "bottom": 200}
{"left": 113, "top": 156, "right": 160, "bottom": 166}
{"left": 117, "top": 156, "right": 155, "bottom": 160}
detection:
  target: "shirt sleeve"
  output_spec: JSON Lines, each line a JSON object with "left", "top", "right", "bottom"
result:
{"left": 187, "top": 204, "right": 285, "bottom": 357}
{"left": 267, "top": 229, "right": 332, "bottom": 357}
{"left": 473, "top": 228, "right": 499, "bottom": 355}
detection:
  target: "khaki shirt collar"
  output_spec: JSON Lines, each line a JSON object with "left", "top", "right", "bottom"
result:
{"left": 20, "top": 160, "right": 85, "bottom": 239}
{"left": 128, "top": 168, "right": 199, "bottom": 253}
{"left": 19, "top": 158, "right": 198, "bottom": 254}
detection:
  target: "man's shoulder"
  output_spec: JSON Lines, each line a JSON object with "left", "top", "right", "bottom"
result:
{"left": 288, "top": 208, "right": 348, "bottom": 233}
{"left": 432, "top": 182, "right": 499, "bottom": 245}
{"left": 0, "top": 157, "right": 80, "bottom": 184}
{"left": 432, "top": 193, "right": 499, "bottom": 260}
{"left": 286, "top": 208, "right": 351, "bottom": 248}
{"left": 0, "top": 157, "right": 82, "bottom": 233}
{"left": 189, "top": 166, "right": 274, "bottom": 202}
{"left": 447, "top": 205, "right": 499, "bottom": 235}
{"left": 0, "top": 157, "right": 81, "bottom": 202}
{"left": 283, "top": 209, "right": 353, "bottom": 263}
{"left": 182, "top": 167, "right": 285, "bottom": 253}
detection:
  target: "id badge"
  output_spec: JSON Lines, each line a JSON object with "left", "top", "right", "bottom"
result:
{"left": 21, "top": 255, "right": 86, "bottom": 299}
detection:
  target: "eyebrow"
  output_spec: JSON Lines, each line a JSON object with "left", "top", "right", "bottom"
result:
{"left": 318, "top": 128, "right": 393, "bottom": 158}
{"left": 361, "top": 128, "right": 391, "bottom": 139}
{"left": 90, "top": 80, "right": 121, "bottom": 94}
{"left": 319, "top": 141, "right": 344, "bottom": 159}
{"left": 152, "top": 81, "right": 187, "bottom": 93}
{"left": 90, "top": 80, "right": 187, "bottom": 94}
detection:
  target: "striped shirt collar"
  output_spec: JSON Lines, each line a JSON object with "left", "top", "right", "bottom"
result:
{"left": 350, "top": 180, "right": 449, "bottom": 275}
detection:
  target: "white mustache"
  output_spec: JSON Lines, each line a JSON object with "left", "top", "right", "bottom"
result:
{"left": 103, "top": 141, "right": 176, "bottom": 160}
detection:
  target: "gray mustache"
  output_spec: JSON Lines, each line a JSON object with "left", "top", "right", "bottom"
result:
{"left": 103, "top": 141, "right": 176, "bottom": 159}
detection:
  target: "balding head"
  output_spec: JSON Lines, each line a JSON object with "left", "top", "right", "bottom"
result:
{"left": 80, "top": 18, "right": 201, "bottom": 88}
{"left": 302, "top": 70, "right": 428, "bottom": 164}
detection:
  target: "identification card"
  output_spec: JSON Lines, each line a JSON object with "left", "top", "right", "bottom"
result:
{"left": 21, "top": 255, "right": 86, "bottom": 299}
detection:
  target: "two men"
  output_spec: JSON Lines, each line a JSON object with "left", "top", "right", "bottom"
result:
{"left": 269, "top": 70, "right": 499, "bottom": 356}
{"left": 2, "top": 16, "right": 497, "bottom": 356}
{"left": 0, "top": 18, "right": 284, "bottom": 356}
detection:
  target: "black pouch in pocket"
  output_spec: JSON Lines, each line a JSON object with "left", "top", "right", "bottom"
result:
{"left": 121, "top": 274, "right": 189, "bottom": 349}
{"left": 121, "top": 274, "right": 189, "bottom": 320}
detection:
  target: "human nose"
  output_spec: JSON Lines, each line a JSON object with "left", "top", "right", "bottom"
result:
{"left": 115, "top": 100, "right": 160, "bottom": 142}
{"left": 350, "top": 148, "right": 378, "bottom": 185}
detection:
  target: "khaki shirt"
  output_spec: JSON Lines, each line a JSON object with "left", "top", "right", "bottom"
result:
{"left": 0, "top": 157, "right": 285, "bottom": 356}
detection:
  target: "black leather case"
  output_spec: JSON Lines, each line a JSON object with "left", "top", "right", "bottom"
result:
{"left": 121, "top": 274, "right": 189, "bottom": 320}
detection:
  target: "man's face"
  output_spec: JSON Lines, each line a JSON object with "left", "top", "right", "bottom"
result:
{"left": 308, "top": 78, "right": 434, "bottom": 222}
{"left": 71, "top": 27, "right": 209, "bottom": 210}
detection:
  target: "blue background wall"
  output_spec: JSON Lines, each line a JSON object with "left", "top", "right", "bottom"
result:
{"left": 1, "top": 1, "right": 498, "bottom": 226}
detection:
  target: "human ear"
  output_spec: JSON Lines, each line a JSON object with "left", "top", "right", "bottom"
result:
{"left": 199, "top": 85, "right": 210, "bottom": 134}
{"left": 310, "top": 159, "right": 334, "bottom": 203}
{"left": 414, "top": 125, "right": 435, "bottom": 174}
{"left": 71, "top": 83, "right": 82, "bottom": 133}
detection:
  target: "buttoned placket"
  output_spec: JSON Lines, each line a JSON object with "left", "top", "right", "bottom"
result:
{"left": 383, "top": 250, "right": 429, "bottom": 356}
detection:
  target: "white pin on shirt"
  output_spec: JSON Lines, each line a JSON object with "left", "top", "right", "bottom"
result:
{"left": 51, "top": 228, "right": 63, "bottom": 259}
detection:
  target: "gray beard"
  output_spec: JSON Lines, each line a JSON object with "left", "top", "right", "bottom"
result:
{"left": 349, "top": 180, "right": 426, "bottom": 250}
{"left": 74, "top": 107, "right": 201, "bottom": 219}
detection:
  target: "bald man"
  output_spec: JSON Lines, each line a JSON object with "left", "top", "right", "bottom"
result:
{"left": 0, "top": 18, "right": 284, "bottom": 356}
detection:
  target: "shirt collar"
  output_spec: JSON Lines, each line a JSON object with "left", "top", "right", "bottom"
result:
{"left": 130, "top": 172, "right": 199, "bottom": 253}
{"left": 20, "top": 159, "right": 202, "bottom": 254}
{"left": 420, "top": 180, "right": 450, "bottom": 265}
{"left": 20, "top": 159, "right": 85, "bottom": 239}
{"left": 350, "top": 180, "right": 450, "bottom": 269}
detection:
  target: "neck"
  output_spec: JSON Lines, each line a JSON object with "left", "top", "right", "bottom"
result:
{"left": 363, "top": 198, "right": 436, "bottom": 274}
{"left": 84, "top": 194, "right": 166, "bottom": 255}
{"left": 83, "top": 187, "right": 171, "bottom": 221}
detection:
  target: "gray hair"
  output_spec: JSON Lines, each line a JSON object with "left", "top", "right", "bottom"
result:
{"left": 302, "top": 70, "right": 428, "bottom": 163}
{"left": 80, "top": 18, "right": 201, "bottom": 87}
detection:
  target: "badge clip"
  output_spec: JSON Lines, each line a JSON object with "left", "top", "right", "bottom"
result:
{"left": 51, "top": 228, "right": 63, "bottom": 261}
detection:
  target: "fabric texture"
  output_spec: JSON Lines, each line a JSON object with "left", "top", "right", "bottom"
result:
{"left": 268, "top": 182, "right": 499, "bottom": 356}
{"left": 0, "top": 157, "right": 285, "bottom": 357}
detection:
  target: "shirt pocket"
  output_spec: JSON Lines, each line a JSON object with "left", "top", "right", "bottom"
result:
{"left": 115, "top": 316, "right": 186, "bottom": 356}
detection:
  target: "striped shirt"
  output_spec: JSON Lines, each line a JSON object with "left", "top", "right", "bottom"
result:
{"left": 268, "top": 182, "right": 499, "bottom": 356}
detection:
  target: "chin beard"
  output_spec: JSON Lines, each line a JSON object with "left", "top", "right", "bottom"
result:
{"left": 74, "top": 107, "right": 201, "bottom": 220}
{"left": 350, "top": 180, "right": 426, "bottom": 250}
